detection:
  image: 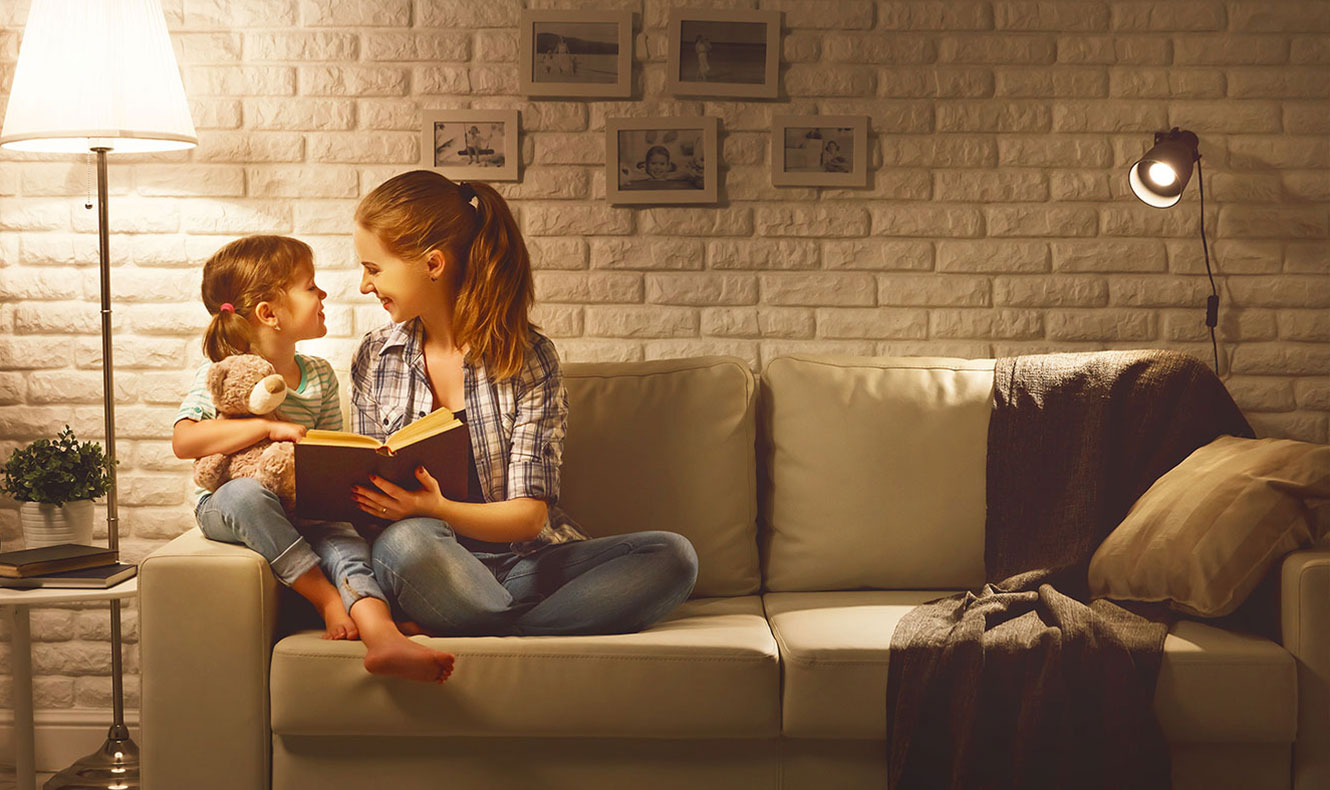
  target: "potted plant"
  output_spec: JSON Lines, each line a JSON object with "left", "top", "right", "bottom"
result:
{"left": 1, "top": 426, "right": 114, "bottom": 548}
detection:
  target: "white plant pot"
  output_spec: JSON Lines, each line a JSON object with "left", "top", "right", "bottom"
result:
{"left": 18, "top": 500, "right": 95, "bottom": 549}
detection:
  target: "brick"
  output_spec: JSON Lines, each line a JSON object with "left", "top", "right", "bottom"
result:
{"left": 532, "top": 133, "right": 603, "bottom": 166}
{"left": 189, "top": 98, "right": 243, "bottom": 130}
{"left": 0, "top": 200, "right": 69, "bottom": 232}
{"left": 823, "top": 240, "right": 932, "bottom": 271}
{"left": 759, "top": 340, "right": 878, "bottom": 364}
{"left": 364, "top": 32, "right": 470, "bottom": 62}
{"left": 878, "top": 275, "right": 990, "bottom": 307}
{"left": 1229, "top": 2, "right": 1330, "bottom": 33}
{"left": 823, "top": 168, "right": 933, "bottom": 202}
{"left": 997, "top": 136, "right": 1112, "bottom": 167}
{"left": 294, "top": 200, "right": 357, "bottom": 234}
{"left": 1228, "top": 277, "right": 1330, "bottom": 308}
{"left": 0, "top": 374, "right": 24, "bottom": 404}
{"left": 246, "top": 32, "right": 358, "bottom": 61}
{"left": 768, "top": 0, "right": 875, "bottom": 29}
{"left": 1279, "top": 310, "right": 1330, "bottom": 341}
{"left": 592, "top": 238, "right": 703, "bottom": 270}
{"left": 1220, "top": 207, "right": 1328, "bottom": 240}
{"left": 1230, "top": 137, "right": 1330, "bottom": 170}
{"left": 821, "top": 34, "right": 935, "bottom": 64}
{"left": 0, "top": 269, "right": 83, "bottom": 300}
{"left": 938, "top": 240, "right": 1049, "bottom": 273}
{"left": 527, "top": 238, "right": 590, "bottom": 271}
{"left": 996, "top": 2, "right": 1108, "bottom": 30}
{"left": 556, "top": 340, "right": 644, "bottom": 363}
{"left": 1109, "top": 69, "right": 1225, "bottom": 99}
{"left": 938, "top": 35, "right": 1057, "bottom": 64}
{"left": 785, "top": 65, "right": 878, "bottom": 96}
{"left": 1046, "top": 309, "right": 1154, "bottom": 341}
{"left": 529, "top": 304, "right": 582, "bottom": 338}
{"left": 417, "top": 0, "right": 520, "bottom": 27}
{"left": 878, "top": 2, "right": 993, "bottom": 30}
{"left": 1285, "top": 105, "right": 1330, "bottom": 134}
{"left": 1111, "top": 2, "right": 1225, "bottom": 31}
{"left": 1174, "top": 36, "right": 1288, "bottom": 65}
{"left": 12, "top": 303, "right": 99, "bottom": 333}
{"left": 937, "top": 101, "right": 1051, "bottom": 132}
{"left": 1285, "top": 243, "right": 1330, "bottom": 274}
{"left": 494, "top": 168, "right": 590, "bottom": 200}
{"left": 28, "top": 371, "right": 134, "bottom": 403}
{"left": 1291, "top": 36, "right": 1330, "bottom": 64}
{"left": 1108, "top": 276, "right": 1211, "bottom": 307}
{"left": 172, "top": 32, "right": 243, "bottom": 63}
{"left": 1167, "top": 101, "right": 1282, "bottom": 134}
{"left": 300, "top": 0, "right": 410, "bottom": 26}
{"left": 469, "top": 66, "right": 519, "bottom": 96}
{"left": 245, "top": 98, "right": 355, "bottom": 131}
{"left": 74, "top": 676, "right": 143, "bottom": 710}
{"left": 588, "top": 101, "right": 703, "bottom": 131}
{"left": 646, "top": 274, "right": 758, "bottom": 306}
{"left": 871, "top": 205, "right": 983, "bottom": 237}
{"left": 783, "top": 33, "right": 822, "bottom": 62}
{"left": 33, "top": 642, "right": 112, "bottom": 675}
{"left": 18, "top": 234, "right": 88, "bottom": 266}
{"left": 584, "top": 306, "right": 697, "bottom": 338}
{"left": 818, "top": 307, "right": 929, "bottom": 339}
{"left": 487, "top": 102, "right": 586, "bottom": 132}
{"left": 709, "top": 240, "right": 820, "bottom": 270}
{"left": 1225, "top": 377, "right": 1297, "bottom": 412}
{"left": 1099, "top": 206, "right": 1201, "bottom": 238}
{"left": 1231, "top": 344, "right": 1330, "bottom": 375}
{"left": 883, "top": 136, "right": 998, "bottom": 167}
{"left": 246, "top": 167, "right": 358, "bottom": 199}
{"left": 640, "top": 208, "right": 751, "bottom": 237}
{"left": 1052, "top": 102, "right": 1166, "bottom": 132}
{"left": 475, "top": 30, "right": 519, "bottom": 62}
{"left": 933, "top": 170, "right": 1047, "bottom": 202}
{"left": 183, "top": 66, "right": 294, "bottom": 97}
{"left": 1051, "top": 239, "right": 1167, "bottom": 272}
{"left": 184, "top": 0, "right": 297, "bottom": 27}
{"left": 534, "top": 272, "right": 642, "bottom": 303}
{"left": 301, "top": 66, "right": 408, "bottom": 97}
{"left": 701, "top": 307, "right": 815, "bottom": 339}
{"left": 644, "top": 340, "right": 759, "bottom": 368}
{"left": 1229, "top": 69, "right": 1329, "bottom": 99}
{"left": 1169, "top": 240, "right": 1281, "bottom": 275}
{"left": 1049, "top": 171, "right": 1111, "bottom": 201}
{"left": 722, "top": 133, "right": 766, "bottom": 167}
{"left": 526, "top": 205, "right": 634, "bottom": 237}
{"left": 308, "top": 133, "right": 416, "bottom": 164}
{"left": 181, "top": 200, "right": 292, "bottom": 234}
{"left": 994, "top": 276, "right": 1108, "bottom": 307}
{"left": 930, "top": 309, "right": 1043, "bottom": 339}
{"left": 31, "top": 610, "right": 75, "bottom": 641}
{"left": 193, "top": 132, "right": 304, "bottom": 163}
{"left": 1245, "top": 413, "right": 1327, "bottom": 444}
{"left": 996, "top": 69, "right": 1109, "bottom": 97}
{"left": 135, "top": 165, "right": 245, "bottom": 197}
{"left": 760, "top": 273, "right": 876, "bottom": 306}
{"left": 1294, "top": 378, "right": 1330, "bottom": 409}
{"left": 879, "top": 68, "right": 994, "bottom": 98}
{"left": 757, "top": 206, "right": 870, "bottom": 238}
{"left": 987, "top": 206, "right": 1098, "bottom": 238}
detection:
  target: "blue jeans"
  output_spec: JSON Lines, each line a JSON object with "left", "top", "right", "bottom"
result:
{"left": 195, "top": 478, "right": 387, "bottom": 611}
{"left": 371, "top": 518, "right": 699, "bottom": 636}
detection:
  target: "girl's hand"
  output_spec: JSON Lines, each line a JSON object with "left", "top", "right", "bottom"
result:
{"left": 267, "top": 420, "right": 307, "bottom": 443}
{"left": 353, "top": 467, "right": 449, "bottom": 521}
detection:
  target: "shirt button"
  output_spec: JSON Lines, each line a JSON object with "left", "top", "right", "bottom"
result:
{"left": 419, "top": 411, "right": 426, "bottom": 417}
{"left": 383, "top": 418, "right": 389, "bottom": 426}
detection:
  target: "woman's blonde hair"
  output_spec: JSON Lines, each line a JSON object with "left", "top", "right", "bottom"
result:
{"left": 200, "top": 235, "right": 313, "bottom": 362}
{"left": 354, "top": 170, "right": 535, "bottom": 380}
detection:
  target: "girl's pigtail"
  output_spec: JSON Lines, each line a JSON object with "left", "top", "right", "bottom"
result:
{"left": 201, "top": 304, "right": 253, "bottom": 362}
{"left": 455, "top": 181, "right": 535, "bottom": 380}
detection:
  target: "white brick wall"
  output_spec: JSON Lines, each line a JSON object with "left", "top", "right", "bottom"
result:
{"left": 0, "top": 0, "right": 1327, "bottom": 719}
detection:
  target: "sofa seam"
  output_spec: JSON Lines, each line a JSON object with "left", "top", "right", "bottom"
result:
{"left": 275, "top": 652, "right": 775, "bottom": 663}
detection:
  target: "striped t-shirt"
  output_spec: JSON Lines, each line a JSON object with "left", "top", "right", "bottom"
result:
{"left": 176, "top": 353, "right": 343, "bottom": 503}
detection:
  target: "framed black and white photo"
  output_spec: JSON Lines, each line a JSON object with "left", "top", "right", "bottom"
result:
{"left": 666, "top": 9, "right": 780, "bottom": 99}
{"left": 421, "top": 109, "right": 519, "bottom": 182}
{"left": 771, "top": 115, "right": 869, "bottom": 188}
{"left": 519, "top": 9, "right": 633, "bottom": 98}
{"left": 606, "top": 116, "right": 718, "bottom": 205}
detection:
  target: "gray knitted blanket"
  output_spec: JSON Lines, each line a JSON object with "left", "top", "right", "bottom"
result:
{"left": 885, "top": 350, "right": 1253, "bottom": 790}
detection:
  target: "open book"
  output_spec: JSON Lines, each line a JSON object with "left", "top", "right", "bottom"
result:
{"left": 294, "top": 407, "right": 470, "bottom": 525}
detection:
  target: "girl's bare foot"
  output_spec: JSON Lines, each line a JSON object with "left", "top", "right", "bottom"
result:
{"left": 363, "top": 636, "right": 455, "bottom": 684}
{"left": 322, "top": 600, "right": 359, "bottom": 641}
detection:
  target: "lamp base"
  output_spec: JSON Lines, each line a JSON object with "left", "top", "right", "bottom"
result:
{"left": 43, "top": 724, "right": 138, "bottom": 790}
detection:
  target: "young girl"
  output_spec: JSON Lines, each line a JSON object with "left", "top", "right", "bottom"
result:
{"left": 346, "top": 171, "right": 698, "bottom": 682}
{"left": 171, "top": 236, "right": 455, "bottom": 683}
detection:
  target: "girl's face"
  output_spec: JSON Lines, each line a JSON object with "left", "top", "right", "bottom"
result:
{"left": 646, "top": 151, "right": 670, "bottom": 180}
{"left": 354, "top": 224, "right": 437, "bottom": 323}
{"left": 274, "top": 264, "right": 327, "bottom": 340}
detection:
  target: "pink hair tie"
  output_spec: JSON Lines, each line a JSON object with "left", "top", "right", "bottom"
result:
{"left": 219, "top": 303, "right": 235, "bottom": 313}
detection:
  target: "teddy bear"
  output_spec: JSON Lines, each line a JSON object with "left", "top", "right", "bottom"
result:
{"left": 192, "top": 354, "right": 298, "bottom": 513}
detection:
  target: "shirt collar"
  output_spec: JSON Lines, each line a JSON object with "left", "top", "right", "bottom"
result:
{"left": 378, "top": 318, "right": 424, "bottom": 364}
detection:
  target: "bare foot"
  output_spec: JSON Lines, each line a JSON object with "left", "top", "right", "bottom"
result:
{"left": 321, "top": 601, "right": 359, "bottom": 641}
{"left": 396, "top": 619, "right": 427, "bottom": 636}
{"left": 363, "top": 636, "right": 456, "bottom": 684}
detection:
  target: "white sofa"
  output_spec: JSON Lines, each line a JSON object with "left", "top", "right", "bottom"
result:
{"left": 138, "top": 355, "right": 1328, "bottom": 790}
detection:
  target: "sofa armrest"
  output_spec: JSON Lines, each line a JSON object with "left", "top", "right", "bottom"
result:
{"left": 1283, "top": 548, "right": 1330, "bottom": 790}
{"left": 139, "top": 529, "right": 281, "bottom": 790}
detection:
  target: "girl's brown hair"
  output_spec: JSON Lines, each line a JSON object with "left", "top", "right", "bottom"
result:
{"left": 354, "top": 170, "right": 535, "bottom": 380}
{"left": 200, "top": 235, "right": 313, "bottom": 362}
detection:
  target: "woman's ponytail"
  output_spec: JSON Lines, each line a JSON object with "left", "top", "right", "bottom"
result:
{"left": 454, "top": 181, "right": 534, "bottom": 380}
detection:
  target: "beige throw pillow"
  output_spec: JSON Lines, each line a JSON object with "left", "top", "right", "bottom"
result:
{"left": 1089, "top": 435, "right": 1330, "bottom": 617}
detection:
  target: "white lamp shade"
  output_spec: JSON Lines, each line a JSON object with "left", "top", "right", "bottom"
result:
{"left": 0, "top": 0, "right": 197, "bottom": 153}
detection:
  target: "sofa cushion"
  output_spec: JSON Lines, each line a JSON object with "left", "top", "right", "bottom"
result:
{"left": 270, "top": 596, "right": 779, "bottom": 739}
{"left": 764, "top": 591, "right": 1298, "bottom": 743}
{"left": 760, "top": 356, "right": 993, "bottom": 592}
{"left": 561, "top": 356, "right": 759, "bottom": 597}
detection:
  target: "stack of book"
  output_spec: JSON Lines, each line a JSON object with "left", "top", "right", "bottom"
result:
{"left": 0, "top": 544, "right": 137, "bottom": 589}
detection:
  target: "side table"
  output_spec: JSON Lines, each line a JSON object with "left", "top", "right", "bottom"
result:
{"left": 0, "top": 579, "right": 138, "bottom": 790}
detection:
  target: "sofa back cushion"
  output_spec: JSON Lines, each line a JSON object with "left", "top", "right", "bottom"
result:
{"left": 760, "top": 355, "right": 993, "bottom": 592}
{"left": 561, "top": 356, "right": 759, "bottom": 597}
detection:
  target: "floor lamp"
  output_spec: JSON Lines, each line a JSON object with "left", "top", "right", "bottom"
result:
{"left": 0, "top": 1, "right": 196, "bottom": 788}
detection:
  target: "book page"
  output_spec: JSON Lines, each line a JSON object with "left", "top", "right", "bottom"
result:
{"left": 300, "top": 430, "right": 383, "bottom": 449}
{"left": 385, "top": 407, "right": 462, "bottom": 453}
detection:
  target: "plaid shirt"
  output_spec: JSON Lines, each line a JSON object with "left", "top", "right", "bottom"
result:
{"left": 350, "top": 319, "right": 588, "bottom": 555}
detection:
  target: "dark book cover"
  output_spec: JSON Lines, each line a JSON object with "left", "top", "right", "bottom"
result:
{"left": 0, "top": 562, "right": 137, "bottom": 589}
{"left": 0, "top": 544, "right": 117, "bottom": 578}
{"left": 294, "top": 423, "right": 470, "bottom": 526}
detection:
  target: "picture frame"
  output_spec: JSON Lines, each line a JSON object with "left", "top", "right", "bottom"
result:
{"left": 771, "top": 115, "right": 869, "bottom": 188}
{"left": 665, "top": 9, "right": 780, "bottom": 99}
{"left": 519, "top": 9, "right": 633, "bottom": 98}
{"left": 420, "top": 109, "right": 519, "bottom": 182}
{"left": 606, "top": 116, "right": 719, "bottom": 205}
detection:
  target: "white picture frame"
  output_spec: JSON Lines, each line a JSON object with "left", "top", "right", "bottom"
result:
{"left": 519, "top": 9, "right": 633, "bottom": 98}
{"left": 771, "top": 115, "right": 869, "bottom": 188}
{"left": 421, "top": 109, "right": 519, "bottom": 182}
{"left": 666, "top": 9, "right": 780, "bottom": 99}
{"left": 606, "top": 116, "right": 719, "bottom": 205}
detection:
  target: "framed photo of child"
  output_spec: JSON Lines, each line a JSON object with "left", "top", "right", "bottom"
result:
{"left": 606, "top": 116, "right": 719, "bottom": 205}
{"left": 665, "top": 9, "right": 780, "bottom": 99}
{"left": 519, "top": 9, "right": 633, "bottom": 98}
{"left": 420, "top": 109, "right": 519, "bottom": 182}
{"left": 771, "top": 115, "right": 869, "bottom": 188}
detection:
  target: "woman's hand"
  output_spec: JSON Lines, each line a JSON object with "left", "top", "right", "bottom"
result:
{"left": 267, "top": 420, "right": 307, "bottom": 443}
{"left": 353, "top": 467, "right": 449, "bottom": 522}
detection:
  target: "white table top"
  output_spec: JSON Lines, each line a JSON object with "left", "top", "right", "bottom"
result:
{"left": 0, "top": 576, "right": 137, "bottom": 606}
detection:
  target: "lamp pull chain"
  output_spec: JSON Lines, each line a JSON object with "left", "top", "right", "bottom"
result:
{"left": 1197, "top": 158, "right": 1220, "bottom": 375}
{"left": 85, "top": 153, "right": 93, "bottom": 210}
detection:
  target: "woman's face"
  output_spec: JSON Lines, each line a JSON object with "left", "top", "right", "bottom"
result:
{"left": 354, "top": 224, "right": 437, "bottom": 324}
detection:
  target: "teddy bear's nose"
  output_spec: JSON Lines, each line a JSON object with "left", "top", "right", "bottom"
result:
{"left": 265, "top": 378, "right": 284, "bottom": 394}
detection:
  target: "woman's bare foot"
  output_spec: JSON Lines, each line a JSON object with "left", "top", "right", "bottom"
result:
{"left": 363, "top": 636, "right": 455, "bottom": 684}
{"left": 322, "top": 600, "right": 359, "bottom": 641}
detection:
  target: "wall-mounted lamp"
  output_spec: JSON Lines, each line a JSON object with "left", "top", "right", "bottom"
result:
{"left": 1128, "top": 128, "right": 1219, "bottom": 372}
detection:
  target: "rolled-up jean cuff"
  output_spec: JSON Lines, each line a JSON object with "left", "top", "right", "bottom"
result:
{"left": 270, "top": 539, "right": 321, "bottom": 587}
{"left": 339, "top": 574, "right": 388, "bottom": 612}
